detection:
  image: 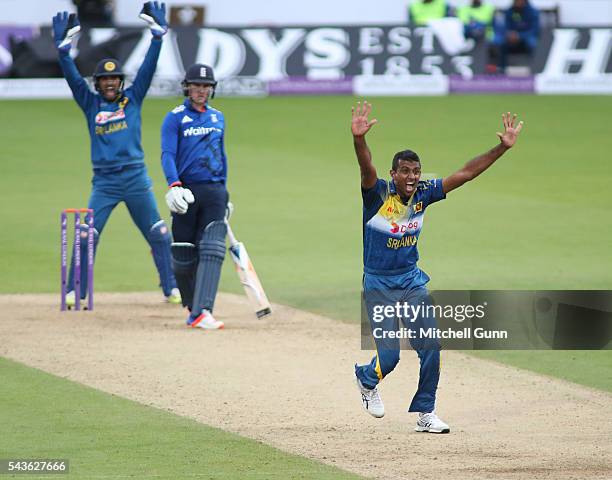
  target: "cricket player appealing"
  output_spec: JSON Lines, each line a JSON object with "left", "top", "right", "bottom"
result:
{"left": 352, "top": 101, "right": 523, "bottom": 433}
{"left": 160, "top": 64, "right": 229, "bottom": 330}
{"left": 52, "top": 3, "right": 181, "bottom": 306}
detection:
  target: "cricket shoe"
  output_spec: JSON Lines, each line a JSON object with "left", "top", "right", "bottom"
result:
{"left": 65, "top": 291, "right": 87, "bottom": 309}
{"left": 65, "top": 291, "right": 76, "bottom": 308}
{"left": 355, "top": 373, "right": 385, "bottom": 418}
{"left": 166, "top": 288, "right": 182, "bottom": 305}
{"left": 187, "top": 309, "right": 224, "bottom": 330}
{"left": 415, "top": 412, "right": 450, "bottom": 434}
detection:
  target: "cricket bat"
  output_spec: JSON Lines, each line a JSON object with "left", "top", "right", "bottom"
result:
{"left": 225, "top": 220, "right": 272, "bottom": 318}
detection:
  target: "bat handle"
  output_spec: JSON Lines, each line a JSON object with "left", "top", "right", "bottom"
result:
{"left": 224, "top": 219, "right": 239, "bottom": 247}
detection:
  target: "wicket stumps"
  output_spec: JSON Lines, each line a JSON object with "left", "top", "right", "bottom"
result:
{"left": 60, "top": 208, "right": 94, "bottom": 311}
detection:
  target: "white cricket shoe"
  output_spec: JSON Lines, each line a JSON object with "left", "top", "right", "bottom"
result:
{"left": 415, "top": 411, "right": 450, "bottom": 433}
{"left": 355, "top": 374, "right": 385, "bottom": 418}
{"left": 166, "top": 288, "right": 182, "bottom": 305}
{"left": 188, "top": 309, "right": 224, "bottom": 330}
{"left": 65, "top": 291, "right": 89, "bottom": 310}
{"left": 65, "top": 290, "right": 76, "bottom": 308}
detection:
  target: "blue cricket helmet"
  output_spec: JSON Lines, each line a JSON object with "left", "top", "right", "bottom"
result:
{"left": 182, "top": 63, "right": 217, "bottom": 97}
{"left": 93, "top": 58, "right": 125, "bottom": 97}
{"left": 93, "top": 58, "right": 125, "bottom": 79}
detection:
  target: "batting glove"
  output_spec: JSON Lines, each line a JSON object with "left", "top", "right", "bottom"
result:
{"left": 139, "top": 1, "right": 168, "bottom": 38}
{"left": 225, "top": 201, "right": 234, "bottom": 221}
{"left": 165, "top": 186, "right": 195, "bottom": 214}
{"left": 52, "top": 11, "right": 81, "bottom": 53}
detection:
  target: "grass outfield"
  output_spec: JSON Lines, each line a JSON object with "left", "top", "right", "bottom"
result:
{"left": 469, "top": 351, "right": 612, "bottom": 393}
{"left": 0, "top": 357, "right": 362, "bottom": 479}
{"left": 1, "top": 95, "right": 611, "bottom": 390}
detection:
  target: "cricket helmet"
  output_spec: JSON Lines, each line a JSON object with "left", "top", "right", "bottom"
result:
{"left": 93, "top": 58, "right": 125, "bottom": 96}
{"left": 182, "top": 63, "right": 217, "bottom": 97}
{"left": 93, "top": 58, "right": 125, "bottom": 79}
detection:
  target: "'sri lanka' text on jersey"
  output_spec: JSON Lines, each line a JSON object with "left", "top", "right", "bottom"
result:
{"left": 362, "top": 178, "right": 445, "bottom": 275}
{"left": 160, "top": 100, "right": 228, "bottom": 186}
{"left": 57, "top": 38, "right": 162, "bottom": 171}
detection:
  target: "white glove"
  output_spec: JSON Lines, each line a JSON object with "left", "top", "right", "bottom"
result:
{"left": 165, "top": 186, "right": 194, "bottom": 214}
{"left": 225, "top": 201, "right": 234, "bottom": 221}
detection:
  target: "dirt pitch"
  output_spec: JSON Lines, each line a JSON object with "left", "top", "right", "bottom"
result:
{"left": 0, "top": 292, "right": 610, "bottom": 480}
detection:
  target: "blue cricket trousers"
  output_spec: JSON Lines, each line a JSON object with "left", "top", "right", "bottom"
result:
{"left": 355, "top": 275, "right": 440, "bottom": 413}
{"left": 68, "top": 163, "right": 176, "bottom": 296}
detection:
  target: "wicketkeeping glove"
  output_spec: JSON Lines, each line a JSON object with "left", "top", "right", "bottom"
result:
{"left": 52, "top": 11, "right": 81, "bottom": 53}
{"left": 139, "top": 1, "right": 168, "bottom": 38}
{"left": 165, "top": 186, "right": 195, "bottom": 214}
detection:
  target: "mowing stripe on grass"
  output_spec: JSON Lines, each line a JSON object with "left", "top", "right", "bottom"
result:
{"left": 0, "top": 357, "right": 363, "bottom": 480}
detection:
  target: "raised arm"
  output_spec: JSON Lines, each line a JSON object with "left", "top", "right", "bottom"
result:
{"left": 130, "top": 2, "right": 168, "bottom": 102}
{"left": 442, "top": 112, "right": 523, "bottom": 194}
{"left": 52, "top": 12, "right": 93, "bottom": 112}
{"left": 130, "top": 38, "right": 162, "bottom": 103}
{"left": 351, "top": 101, "right": 378, "bottom": 189}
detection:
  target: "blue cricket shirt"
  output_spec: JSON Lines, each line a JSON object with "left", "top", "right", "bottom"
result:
{"left": 160, "top": 99, "right": 227, "bottom": 186}
{"left": 362, "top": 178, "right": 445, "bottom": 276}
{"left": 57, "top": 37, "right": 161, "bottom": 171}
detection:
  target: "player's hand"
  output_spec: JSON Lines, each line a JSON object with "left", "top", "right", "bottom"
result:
{"left": 139, "top": 1, "right": 168, "bottom": 38}
{"left": 165, "top": 186, "right": 195, "bottom": 214}
{"left": 496, "top": 112, "right": 524, "bottom": 148}
{"left": 351, "top": 101, "right": 377, "bottom": 138}
{"left": 52, "top": 11, "right": 81, "bottom": 53}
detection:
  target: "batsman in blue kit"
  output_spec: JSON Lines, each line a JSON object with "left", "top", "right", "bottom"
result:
{"left": 352, "top": 101, "right": 523, "bottom": 433}
{"left": 160, "top": 64, "right": 229, "bottom": 330}
{"left": 52, "top": 2, "right": 181, "bottom": 306}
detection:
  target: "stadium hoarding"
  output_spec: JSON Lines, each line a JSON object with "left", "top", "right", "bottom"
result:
{"left": 268, "top": 77, "right": 353, "bottom": 95}
{"left": 449, "top": 75, "right": 535, "bottom": 93}
{"left": 535, "top": 27, "right": 612, "bottom": 94}
{"left": 0, "top": 78, "right": 71, "bottom": 99}
{"left": 353, "top": 74, "right": 449, "bottom": 96}
{"left": 0, "top": 24, "right": 610, "bottom": 97}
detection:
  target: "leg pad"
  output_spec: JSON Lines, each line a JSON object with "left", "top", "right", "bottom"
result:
{"left": 147, "top": 220, "right": 177, "bottom": 297}
{"left": 191, "top": 221, "right": 227, "bottom": 314}
{"left": 171, "top": 242, "right": 197, "bottom": 309}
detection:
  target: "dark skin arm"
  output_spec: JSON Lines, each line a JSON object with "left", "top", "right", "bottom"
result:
{"left": 351, "top": 101, "right": 378, "bottom": 189}
{"left": 442, "top": 112, "right": 524, "bottom": 194}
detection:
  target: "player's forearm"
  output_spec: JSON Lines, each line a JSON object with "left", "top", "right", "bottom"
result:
{"left": 58, "top": 52, "right": 90, "bottom": 108}
{"left": 161, "top": 151, "right": 180, "bottom": 185}
{"left": 58, "top": 52, "right": 81, "bottom": 88}
{"left": 353, "top": 135, "right": 377, "bottom": 185}
{"left": 132, "top": 37, "right": 162, "bottom": 100}
{"left": 463, "top": 143, "right": 509, "bottom": 180}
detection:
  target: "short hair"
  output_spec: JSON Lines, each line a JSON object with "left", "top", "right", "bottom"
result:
{"left": 391, "top": 150, "right": 421, "bottom": 171}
